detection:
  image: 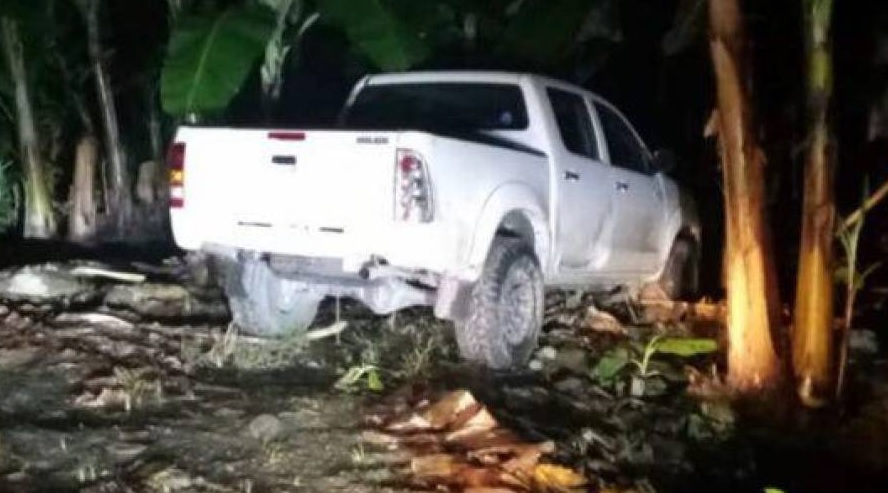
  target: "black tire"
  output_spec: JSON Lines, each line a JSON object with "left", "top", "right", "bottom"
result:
{"left": 222, "top": 259, "right": 321, "bottom": 336}
{"left": 658, "top": 237, "right": 699, "bottom": 301}
{"left": 454, "top": 238, "right": 544, "bottom": 370}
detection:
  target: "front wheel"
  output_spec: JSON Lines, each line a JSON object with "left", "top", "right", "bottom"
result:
{"left": 658, "top": 237, "right": 699, "bottom": 301}
{"left": 454, "top": 238, "right": 544, "bottom": 370}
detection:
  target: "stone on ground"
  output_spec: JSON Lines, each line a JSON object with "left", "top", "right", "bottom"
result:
{"left": 0, "top": 265, "right": 93, "bottom": 304}
{"left": 104, "top": 283, "right": 228, "bottom": 319}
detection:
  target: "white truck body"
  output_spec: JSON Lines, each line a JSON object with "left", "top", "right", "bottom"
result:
{"left": 169, "top": 71, "right": 699, "bottom": 324}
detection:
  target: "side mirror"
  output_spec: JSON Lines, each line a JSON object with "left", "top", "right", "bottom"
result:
{"left": 652, "top": 149, "right": 677, "bottom": 175}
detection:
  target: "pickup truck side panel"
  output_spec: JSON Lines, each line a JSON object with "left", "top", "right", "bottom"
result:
{"left": 523, "top": 81, "right": 619, "bottom": 277}
{"left": 587, "top": 96, "right": 673, "bottom": 276}
{"left": 398, "top": 133, "right": 550, "bottom": 282}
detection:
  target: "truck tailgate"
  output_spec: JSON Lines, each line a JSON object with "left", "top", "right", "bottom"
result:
{"left": 175, "top": 128, "right": 397, "bottom": 254}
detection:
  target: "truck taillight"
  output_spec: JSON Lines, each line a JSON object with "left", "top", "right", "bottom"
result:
{"left": 394, "top": 149, "right": 433, "bottom": 222}
{"left": 167, "top": 142, "right": 186, "bottom": 208}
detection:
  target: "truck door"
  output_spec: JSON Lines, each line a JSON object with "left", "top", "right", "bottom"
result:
{"left": 546, "top": 87, "right": 615, "bottom": 271}
{"left": 592, "top": 100, "right": 664, "bottom": 273}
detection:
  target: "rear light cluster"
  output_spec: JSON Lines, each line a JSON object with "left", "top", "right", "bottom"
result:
{"left": 167, "top": 142, "right": 186, "bottom": 208}
{"left": 395, "top": 149, "right": 433, "bottom": 222}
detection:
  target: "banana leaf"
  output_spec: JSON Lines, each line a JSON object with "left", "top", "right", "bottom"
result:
{"left": 317, "top": 0, "right": 433, "bottom": 72}
{"left": 161, "top": 5, "right": 274, "bottom": 116}
{"left": 654, "top": 337, "right": 718, "bottom": 357}
{"left": 662, "top": 0, "right": 707, "bottom": 56}
{"left": 496, "top": 0, "right": 617, "bottom": 68}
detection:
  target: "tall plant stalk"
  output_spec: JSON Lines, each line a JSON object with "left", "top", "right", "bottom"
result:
{"left": 792, "top": 0, "right": 835, "bottom": 407}
{"left": 1, "top": 16, "right": 57, "bottom": 238}
{"left": 707, "top": 0, "right": 782, "bottom": 394}
{"left": 76, "top": 0, "right": 132, "bottom": 234}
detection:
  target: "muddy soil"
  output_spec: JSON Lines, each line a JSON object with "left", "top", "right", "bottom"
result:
{"left": 0, "top": 325, "right": 417, "bottom": 493}
{"left": 1, "top": 256, "right": 888, "bottom": 493}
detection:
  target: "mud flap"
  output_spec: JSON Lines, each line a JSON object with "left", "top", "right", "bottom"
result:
{"left": 434, "top": 276, "right": 474, "bottom": 322}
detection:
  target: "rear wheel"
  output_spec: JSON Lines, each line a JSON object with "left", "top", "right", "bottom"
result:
{"left": 454, "top": 238, "right": 544, "bottom": 370}
{"left": 222, "top": 259, "right": 322, "bottom": 336}
{"left": 658, "top": 237, "right": 699, "bottom": 300}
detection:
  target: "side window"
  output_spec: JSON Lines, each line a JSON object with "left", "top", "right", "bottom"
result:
{"left": 546, "top": 88, "right": 598, "bottom": 159}
{"left": 594, "top": 102, "right": 649, "bottom": 174}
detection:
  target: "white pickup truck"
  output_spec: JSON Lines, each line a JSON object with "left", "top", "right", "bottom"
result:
{"left": 168, "top": 71, "right": 700, "bottom": 369}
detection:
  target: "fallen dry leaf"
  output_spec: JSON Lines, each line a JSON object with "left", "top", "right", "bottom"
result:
{"left": 465, "top": 488, "right": 522, "bottom": 493}
{"left": 421, "top": 389, "right": 479, "bottom": 429}
{"left": 470, "top": 442, "right": 555, "bottom": 470}
{"left": 386, "top": 413, "right": 432, "bottom": 432}
{"left": 369, "top": 390, "right": 590, "bottom": 493}
{"left": 411, "top": 453, "right": 457, "bottom": 479}
{"left": 449, "top": 402, "right": 485, "bottom": 430}
{"left": 501, "top": 444, "right": 551, "bottom": 475}
{"left": 532, "top": 463, "right": 587, "bottom": 492}
{"left": 447, "top": 428, "right": 521, "bottom": 450}
{"left": 583, "top": 306, "right": 626, "bottom": 335}
{"left": 445, "top": 407, "right": 499, "bottom": 443}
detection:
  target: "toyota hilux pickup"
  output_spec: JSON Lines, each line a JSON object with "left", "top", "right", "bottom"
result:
{"left": 168, "top": 71, "right": 700, "bottom": 369}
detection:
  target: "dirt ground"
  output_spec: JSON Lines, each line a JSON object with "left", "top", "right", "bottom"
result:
{"left": 1, "top": 257, "right": 888, "bottom": 493}
{"left": 0, "top": 321, "right": 414, "bottom": 492}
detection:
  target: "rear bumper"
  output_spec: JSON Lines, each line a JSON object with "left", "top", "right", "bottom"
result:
{"left": 172, "top": 210, "right": 467, "bottom": 276}
{"left": 211, "top": 252, "right": 471, "bottom": 318}
{"left": 174, "top": 212, "right": 477, "bottom": 319}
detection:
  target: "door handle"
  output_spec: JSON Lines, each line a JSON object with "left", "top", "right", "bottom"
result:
{"left": 564, "top": 170, "right": 581, "bottom": 181}
{"left": 272, "top": 155, "right": 296, "bottom": 165}
{"left": 615, "top": 180, "right": 629, "bottom": 193}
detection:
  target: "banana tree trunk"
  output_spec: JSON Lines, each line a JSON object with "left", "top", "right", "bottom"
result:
{"left": 68, "top": 135, "right": 98, "bottom": 242}
{"left": 58, "top": 51, "right": 101, "bottom": 243}
{"left": 78, "top": 0, "right": 132, "bottom": 235}
{"left": 792, "top": 0, "right": 835, "bottom": 407}
{"left": 148, "top": 90, "right": 163, "bottom": 165}
{"left": 1, "top": 17, "right": 57, "bottom": 239}
{"left": 707, "top": 0, "right": 782, "bottom": 394}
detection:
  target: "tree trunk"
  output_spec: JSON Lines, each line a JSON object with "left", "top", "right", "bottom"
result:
{"left": 793, "top": 0, "right": 835, "bottom": 407}
{"left": 148, "top": 90, "right": 164, "bottom": 165}
{"left": 78, "top": 0, "right": 132, "bottom": 235}
{"left": 707, "top": 0, "right": 782, "bottom": 394}
{"left": 68, "top": 135, "right": 99, "bottom": 242}
{"left": 1, "top": 17, "right": 57, "bottom": 239}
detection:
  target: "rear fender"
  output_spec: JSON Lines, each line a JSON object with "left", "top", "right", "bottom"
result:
{"left": 459, "top": 183, "right": 550, "bottom": 282}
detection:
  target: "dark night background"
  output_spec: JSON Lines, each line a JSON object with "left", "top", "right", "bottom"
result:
{"left": 1, "top": 2, "right": 888, "bottom": 493}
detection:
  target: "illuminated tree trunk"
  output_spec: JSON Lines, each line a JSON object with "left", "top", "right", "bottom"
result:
{"left": 1, "top": 17, "right": 57, "bottom": 239}
{"left": 793, "top": 0, "right": 835, "bottom": 407}
{"left": 707, "top": 0, "right": 781, "bottom": 394}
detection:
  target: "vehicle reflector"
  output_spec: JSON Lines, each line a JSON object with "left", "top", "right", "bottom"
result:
{"left": 167, "top": 142, "right": 186, "bottom": 208}
{"left": 268, "top": 131, "right": 306, "bottom": 141}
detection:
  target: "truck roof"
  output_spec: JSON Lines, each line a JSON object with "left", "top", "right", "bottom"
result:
{"left": 364, "top": 70, "right": 525, "bottom": 85}
{"left": 360, "top": 70, "right": 610, "bottom": 106}
{"left": 363, "top": 70, "right": 588, "bottom": 93}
